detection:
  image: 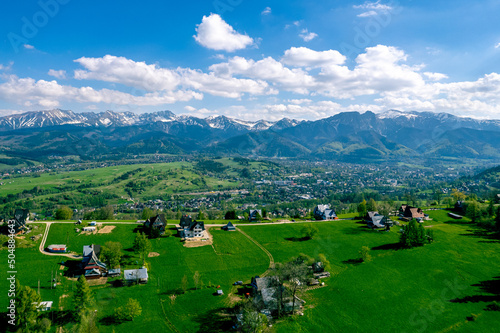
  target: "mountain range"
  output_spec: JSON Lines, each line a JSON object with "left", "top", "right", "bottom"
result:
{"left": 1, "top": 109, "right": 500, "bottom": 162}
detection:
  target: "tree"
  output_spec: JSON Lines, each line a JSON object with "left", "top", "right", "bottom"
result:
{"left": 73, "top": 275, "right": 94, "bottom": 319}
{"left": 496, "top": 207, "right": 500, "bottom": 231}
{"left": 98, "top": 205, "right": 114, "bottom": 220}
{"left": 452, "top": 189, "right": 466, "bottom": 202}
{"left": 36, "top": 317, "right": 52, "bottom": 332}
{"left": 301, "top": 224, "right": 318, "bottom": 240}
{"left": 15, "top": 279, "right": 41, "bottom": 329}
{"left": 115, "top": 298, "right": 142, "bottom": 321}
{"left": 466, "top": 200, "right": 482, "bottom": 223}
{"left": 281, "top": 257, "right": 310, "bottom": 314}
{"left": 101, "top": 241, "right": 122, "bottom": 268}
{"left": 357, "top": 199, "right": 367, "bottom": 217}
{"left": 181, "top": 275, "right": 188, "bottom": 294}
{"left": 241, "top": 306, "right": 268, "bottom": 333}
{"left": 193, "top": 271, "right": 200, "bottom": 290}
{"left": 359, "top": 246, "right": 372, "bottom": 262}
{"left": 399, "top": 219, "right": 433, "bottom": 248}
{"left": 225, "top": 210, "right": 236, "bottom": 220}
{"left": 55, "top": 206, "right": 73, "bottom": 220}
{"left": 197, "top": 210, "right": 205, "bottom": 220}
{"left": 141, "top": 208, "right": 155, "bottom": 220}
{"left": 378, "top": 202, "right": 392, "bottom": 217}
{"left": 317, "top": 253, "right": 331, "bottom": 272}
{"left": 133, "top": 232, "right": 151, "bottom": 264}
{"left": 367, "top": 198, "right": 377, "bottom": 212}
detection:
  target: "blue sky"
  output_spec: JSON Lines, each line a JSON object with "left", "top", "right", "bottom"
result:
{"left": 0, "top": 0, "right": 499, "bottom": 120}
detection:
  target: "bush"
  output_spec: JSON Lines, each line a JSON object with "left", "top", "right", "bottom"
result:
{"left": 400, "top": 219, "right": 433, "bottom": 248}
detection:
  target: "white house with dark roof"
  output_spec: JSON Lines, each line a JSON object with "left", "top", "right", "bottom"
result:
{"left": 313, "top": 205, "right": 338, "bottom": 220}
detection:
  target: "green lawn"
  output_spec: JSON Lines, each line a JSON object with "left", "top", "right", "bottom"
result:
{"left": 2, "top": 213, "right": 499, "bottom": 333}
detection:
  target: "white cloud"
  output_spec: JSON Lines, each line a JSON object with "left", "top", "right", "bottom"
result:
{"left": 23, "top": 44, "right": 35, "bottom": 50}
{"left": 261, "top": 7, "right": 271, "bottom": 15}
{"left": 0, "top": 75, "right": 202, "bottom": 108}
{"left": 299, "top": 29, "right": 318, "bottom": 42}
{"left": 423, "top": 72, "right": 448, "bottom": 81}
{"left": 354, "top": 1, "right": 393, "bottom": 17}
{"left": 193, "top": 14, "right": 254, "bottom": 52}
{"left": 495, "top": 42, "right": 500, "bottom": 49}
{"left": 74, "top": 55, "right": 180, "bottom": 92}
{"left": 184, "top": 105, "right": 196, "bottom": 112}
{"left": 282, "top": 47, "right": 346, "bottom": 67}
{"left": 48, "top": 69, "right": 67, "bottom": 80}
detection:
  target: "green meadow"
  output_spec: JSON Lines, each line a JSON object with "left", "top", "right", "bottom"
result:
{"left": 1, "top": 210, "right": 499, "bottom": 332}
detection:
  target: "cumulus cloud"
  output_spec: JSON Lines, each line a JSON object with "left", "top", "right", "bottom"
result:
{"left": 193, "top": 14, "right": 254, "bottom": 52}
{"left": 495, "top": 42, "right": 500, "bottom": 49}
{"left": 74, "top": 55, "right": 180, "bottom": 92}
{"left": 23, "top": 44, "right": 35, "bottom": 50}
{"left": 298, "top": 29, "right": 318, "bottom": 42}
{"left": 354, "top": 1, "right": 393, "bottom": 17}
{"left": 261, "top": 7, "right": 271, "bottom": 15}
{"left": 282, "top": 47, "right": 346, "bottom": 67}
{"left": 48, "top": 69, "right": 67, "bottom": 79}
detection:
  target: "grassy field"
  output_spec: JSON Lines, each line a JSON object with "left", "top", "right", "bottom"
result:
{"left": 1, "top": 211, "right": 499, "bottom": 332}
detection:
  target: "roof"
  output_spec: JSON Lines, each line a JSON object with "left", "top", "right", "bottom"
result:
{"left": 124, "top": 268, "right": 148, "bottom": 280}
{"left": 48, "top": 244, "right": 66, "bottom": 249}
{"left": 145, "top": 214, "right": 167, "bottom": 229}
{"left": 179, "top": 215, "right": 193, "bottom": 227}
{"left": 314, "top": 205, "right": 330, "bottom": 213}
{"left": 108, "top": 268, "right": 121, "bottom": 275}
{"left": 366, "top": 211, "right": 379, "bottom": 221}
{"left": 225, "top": 222, "right": 236, "bottom": 230}
{"left": 82, "top": 244, "right": 106, "bottom": 270}
{"left": 186, "top": 221, "right": 205, "bottom": 231}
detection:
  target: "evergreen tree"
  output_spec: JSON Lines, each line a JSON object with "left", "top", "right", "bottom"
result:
{"left": 15, "top": 279, "right": 41, "bottom": 329}
{"left": 357, "top": 199, "right": 367, "bottom": 217}
{"left": 73, "top": 275, "right": 94, "bottom": 319}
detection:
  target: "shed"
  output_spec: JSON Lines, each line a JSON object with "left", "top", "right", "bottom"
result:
{"left": 216, "top": 289, "right": 224, "bottom": 295}
{"left": 223, "top": 222, "right": 236, "bottom": 231}
{"left": 83, "top": 226, "right": 96, "bottom": 232}
{"left": 47, "top": 244, "right": 67, "bottom": 253}
{"left": 35, "top": 301, "right": 53, "bottom": 311}
{"left": 107, "top": 268, "right": 121, "bottom": 277}
{"left": 89, "top": 221, "right": 97, "bottom": 226}
{"left": 124, "top": 268, "right": 148, "bottom": 284}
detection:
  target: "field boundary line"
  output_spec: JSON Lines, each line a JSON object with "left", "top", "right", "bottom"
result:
{"left": 237, "top": 228, "right": 275, "bottom": 277}
{"left": 159, "top": 298, "right": 182, "bottom": 333}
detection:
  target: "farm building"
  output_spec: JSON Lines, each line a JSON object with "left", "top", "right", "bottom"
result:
{"left": 399, "top": 205, "right": 426, "bottom": 219}
{"left": 124, "top": 268, "right": 148, "bottom": 284}
{"left": 89, "top": 221, "right": 97, "bottom": 226}
{"left": 83, "top": 226, "right": 96, "bottom": 232}
{"left": 223, "top": 222, "right": 236, "bottom": 231}
{"left": 313, "top": 205, "right": 338, "bottom": 220}
{"left": 82, "top": 244, "right": 107, "bottom": 279}
{"left": 47, "top": 244, "right": 67, "bottom": 253}
{"left": 217, "top": 289, "right": 224, "bottom": 295}
{"left": 366, "top": 212, "right": 393, "bottom": 229}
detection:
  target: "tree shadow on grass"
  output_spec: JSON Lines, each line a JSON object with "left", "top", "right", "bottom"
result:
{"left": 371, "top": 243, "right": 402, "bottom": 251}
{"left": 194, "top": 307, "right": 234, "bottom": 333}
{"left": 62, "top": 259, "right": 82, "bottom": 278}
{"left": 100, "top": 314, "right": 127, "bottom": 326}
{"left": 450, "top": 276, "right": 500, "bottom": 310}
{"left": 51, "top": 310, "right": 76, "bottom": 326}
{"left": 342, "top": 258, "right": 363, "bottom": 265}
{"left": 285, "top": 236, "right": 310, "bottom": 242}
{"left": 343, "top": 226, "right": 372, "bottom": 235}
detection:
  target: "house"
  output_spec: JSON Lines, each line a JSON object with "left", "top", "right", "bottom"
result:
{"left": 251, "top": 276, "right": 279, "bottom": 310}
{"left": 179, "top": 215, "right": 193, "bottom": 227}
{"left": 249, "top": 209, "right": 262, "bottom": 221}
{"left": 312, "top": 262, "right": 324, "bottom": 273}
{"left": 82, "top": 244, "right": 107, "bottom": 279}
{"left": 181, "top": 221, "right": 206, "bottom": 238}
{"left": 144, "top": 214, "right": 167, "bottom": 235}
{"left": 223, "top": 221, "right": 236, "bottom": 231}
{"left": 8, "top": 208, "right": 29, "bottom": 234}
{"left": 47, "top": 244, "right": 67, "bottom": 253}
{"left": 400, "top": 205, "right": 425, "bottom": 219}
{"left": 313, "top": 205, "right": 338, "bottom": 220}
{"left": 124, "top": 268, "right": 148, "bottom": 284}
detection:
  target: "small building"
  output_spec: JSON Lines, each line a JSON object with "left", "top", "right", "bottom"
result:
{"left": 107, "top": 268, "right": 121, "bottom": 277}
{"left": 34, "top": 301, "right": 53, "bottom": 311}
{"left": 223, "top": 222, "right": 236, "bottom": 231}
{"left": 89, "top": 221, "right": 97, "bottom": 226}
{"left": 312, "top": 262, "right": 324, "bottom": 273}
{"left": 448, "top": 212, "right": 463, "bottom": 219}
{"left": 216, "top": 289, "right": 224, "bottom": 295}
{"left": 83, "top": 226, "right": 96, "bottom": 232}
{"left": 124, "top": 268, "right": 148, "bottom": 284}
{"left": 47, "top": 244, "right": 67, "bottom": 253}
{"left": 366, "top": 212, "right": 393, "bottom": 229}
{"left": 399, "top": 205, "right": 425, "bottom": 219}
{"left": 313, "top": 205, "right": 338, "bottom": 220}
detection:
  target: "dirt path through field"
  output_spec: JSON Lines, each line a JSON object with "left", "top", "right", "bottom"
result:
{"left": 237, "top": 228, "right": 275, "bottom": 277}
